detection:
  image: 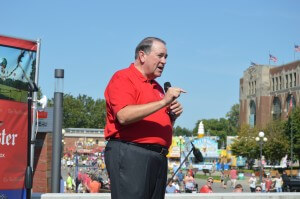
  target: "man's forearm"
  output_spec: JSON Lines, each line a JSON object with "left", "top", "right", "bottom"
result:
{"left": 116, "top": 99, "right": 167, "bottom": 125}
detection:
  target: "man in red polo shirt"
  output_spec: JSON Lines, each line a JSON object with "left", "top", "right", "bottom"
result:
{"left": 104, "top": 37, "right": 185, "bottom": 199}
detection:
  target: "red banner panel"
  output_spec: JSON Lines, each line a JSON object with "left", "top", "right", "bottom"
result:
{"left": 0, "top": 99, "right": 27, "bottom": 189}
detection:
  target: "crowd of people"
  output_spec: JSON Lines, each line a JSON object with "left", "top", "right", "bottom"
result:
{"left": 61, "top": 152, "right": 109, "bottom": 193}
{"left": 164, "top": 166, "right": 295, "bottom": 194}
{"left": 64, "top": 169, "right": 109, "bottom": 193}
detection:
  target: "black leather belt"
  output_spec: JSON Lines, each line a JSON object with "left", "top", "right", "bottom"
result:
{"left": 109, "top": 138, "right": 169, "bottom": 156}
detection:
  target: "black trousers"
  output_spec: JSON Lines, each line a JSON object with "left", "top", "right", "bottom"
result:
{"left": 104, "top": 140, "right": 168, "bottom": 199}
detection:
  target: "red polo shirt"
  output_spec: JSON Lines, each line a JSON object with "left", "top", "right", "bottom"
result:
{"left": 104, "top": 63, "right": 172, "bottom": 147}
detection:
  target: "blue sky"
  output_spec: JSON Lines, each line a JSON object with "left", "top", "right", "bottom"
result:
{"left": 1, "top": 0, "right": 300, "bottom": 130}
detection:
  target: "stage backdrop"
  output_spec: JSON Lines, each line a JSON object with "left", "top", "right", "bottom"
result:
{"left": 0, "top": 35, "right": 38, "bottom": 198}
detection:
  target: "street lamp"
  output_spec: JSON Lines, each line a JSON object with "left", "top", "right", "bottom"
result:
{"left": 255, "top": 131, "right": 268, "bottom": 182}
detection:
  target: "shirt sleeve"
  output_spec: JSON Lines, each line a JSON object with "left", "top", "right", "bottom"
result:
{"left": 106, "top": 73, "right": 137, "bottom": 116}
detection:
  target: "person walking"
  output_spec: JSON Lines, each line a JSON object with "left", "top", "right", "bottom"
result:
{"left": 176, "top": 169, "right": 184, "bottom": 191}
{"left": 249, "top": 173, "right": 257, "bottom": 192}
{"left": 274, "top": 173, "right": 283, "bottom": 192}
{"left": 261, "top": 177, "right": 266, "bottom": 192}
{"left": 104, "top": 37, "right": 185, "bottom": 199}
{"left": 229, "top": 167, "right": 238, "bottom": 188}
{"left": 66, "top": 173, "right": 74, "bottom": 193}
{"left": 265, "top": 174, "right": 273, "bottom": 192}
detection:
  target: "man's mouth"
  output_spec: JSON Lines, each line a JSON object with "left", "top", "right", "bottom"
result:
{"left": 157, "top": 66, "right": 164, "bottom": 71}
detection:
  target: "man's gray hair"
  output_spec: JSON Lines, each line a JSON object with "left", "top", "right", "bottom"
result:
{"left": 135, "top": 37, "right": 166, "bottom": 59}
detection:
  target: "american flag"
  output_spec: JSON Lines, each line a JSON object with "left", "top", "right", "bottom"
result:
{"left": 295, "top": 45, "right": 300, "bottom": 52}
{"left": 269, "top": 54, "right": 277, "bottom": 62}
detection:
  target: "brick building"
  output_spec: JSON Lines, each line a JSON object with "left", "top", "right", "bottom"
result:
{"left": 239, "top": 60, "right": 300, "bottom": 128}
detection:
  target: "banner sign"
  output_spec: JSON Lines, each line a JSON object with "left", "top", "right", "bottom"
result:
{"left": 192, "top": 137, "right": 219, "bottom": 158}
{"left": 0, "top": 35, "right": 38, "bottom": 198}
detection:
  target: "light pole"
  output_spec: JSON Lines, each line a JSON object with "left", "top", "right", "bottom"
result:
{"left": 255, "top": 131, "right": 268, "bottom": 182}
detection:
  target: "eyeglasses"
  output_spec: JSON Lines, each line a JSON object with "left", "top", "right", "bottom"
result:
{"left": 255, "top": 189, "right": 261, "bottom": 191}
{"left": 208, "top": 181, "right": 213, "bottom": 183}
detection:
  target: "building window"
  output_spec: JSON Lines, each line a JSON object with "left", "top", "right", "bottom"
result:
{"left": 272, "top": 78, "right": 274, "bottom": 91}
{"left": 286, "top": 95, "right": 295, "bottom": 113}
{"left": 294, "top": 73, "right": 296, "bottom": 87}
{"left": 286, "top": 75, "right": 288, "bottom": 88}
{"left": 290, "top": 74, "right": 293, "bottom": 87}
{"left": 254, "top": 81, "right": 256, "bottom": 94}
{"left": 275, "top": 77, "right": 278, "bottom": 91}
{"left": 279, "top": 76, "right": 282, "bottom": 90}
{"left": 249, "top": 100, "right": 256, "bottom": 127}
{"left": 272, "top": 97, "right": 281, "bottom": 120}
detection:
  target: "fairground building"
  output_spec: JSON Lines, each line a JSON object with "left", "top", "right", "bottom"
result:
{"left": 239, "top": 60, "right": 300, "bottom": 128}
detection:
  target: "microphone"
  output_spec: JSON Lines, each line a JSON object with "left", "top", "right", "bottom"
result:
{"left": 164, "top": 82, "right": 171, "bottom": 92}
{"left": 191, "top": 142, "right": 203, "bottom": 163}
{"left": 163, "top": 82, "right": 176, "bottom": 121}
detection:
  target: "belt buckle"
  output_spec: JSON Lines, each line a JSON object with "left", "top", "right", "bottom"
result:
{"left": 160, "top": 148, "right": 168, "bottom": 156}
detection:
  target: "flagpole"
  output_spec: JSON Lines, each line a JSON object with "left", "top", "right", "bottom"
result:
{"left": 294, "top": 43, "right": 296, "bottom": 61}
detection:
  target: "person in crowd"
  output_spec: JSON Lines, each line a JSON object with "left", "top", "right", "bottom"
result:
{"left": 261, "top": 177, "right": 266, "bottom": 192}
{"left": 66, "top": 172, "right": 74, "bottom": 193}
{"left": 233, "top": 184, "right": 243, "bottom": 192}
{"left": 170, "top": 170, "right": 177, "bottom": 181}
{"left": 220, "top": 171, "right": 225, "bottom": 188}
{"left": 255, "top": 185, "right": 262, "bottom": 192}
{"left": 172, "top": 179, "right": 181, "bottom": 193}
{"left": 249, "top": 173, "right": 257, "bottom": 192}
{"left": 176, "top": 169, "right": 184, "bottom": 189}
{"left": 88, "top": 174, "right": 101, "bottom": 193}
{"left": 281, "top": 170, "right": 289, "bottom": 191}
{"left": 75, "top": 169, "right": 83, "bottom": 193}
{"left": 104, "top": 37, "right": 185, "bottom": 199}
{"left": 199, "top": 177, "right": 214, "bottom": 193}
{"left": 223, "top": 174, "right": 230, "bottom": 189}
{"left": 188, "top": 167, "right": 195, "bottom": 178}
{"left": 230, "top": 167, "right": 238, "bottom": 188}
{"left": 274, "top": 173, "right": 283, "bottom": 192}
{"left": 166, "top": 178, "right": 177, "bottom": 193}
{"left": 265, "top": 174, "right": 273, "bottom": 192}
{"left": 184, "top": 172, "right": 196, "bottom": 193}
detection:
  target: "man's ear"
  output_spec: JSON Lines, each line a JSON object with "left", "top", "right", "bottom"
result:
{"left": 139, "top": 50, "right": 146, "bottom": 63}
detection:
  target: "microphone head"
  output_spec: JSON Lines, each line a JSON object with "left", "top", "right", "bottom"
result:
{"left": 191, "top": 143, "right": 203, "bottom": 163}
{"left": 164, "top": 82, "right": 171, "bottom": 93}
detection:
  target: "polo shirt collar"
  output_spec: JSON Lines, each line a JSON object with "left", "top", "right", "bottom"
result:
{"left": 129, "top": 63, "right": 152, "bottom": 83}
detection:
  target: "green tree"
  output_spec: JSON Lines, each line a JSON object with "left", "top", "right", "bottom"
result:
{"left": 284, "top": 107, "right": 300, "bottom": 160}
{"left": 226, "top": 103, "right": 240, "bottom": 135}
{"left": 173, "top": 126, "right": 192, "bottom": 136}
{"left": 62, "top": 94, "right": 106, "bottom": 128}
{"left": 263, "top": 120, "right": 290, "bottom": 164}
{"left": 230, "top": 124, "right": 259, "bottom": 160}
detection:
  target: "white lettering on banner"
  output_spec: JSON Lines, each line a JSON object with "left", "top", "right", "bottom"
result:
{"left": 7, "top": 108, "right": 27, "bottom": 115}
{"left": 0, "top": 129, "right": 18, "bottom": 146}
